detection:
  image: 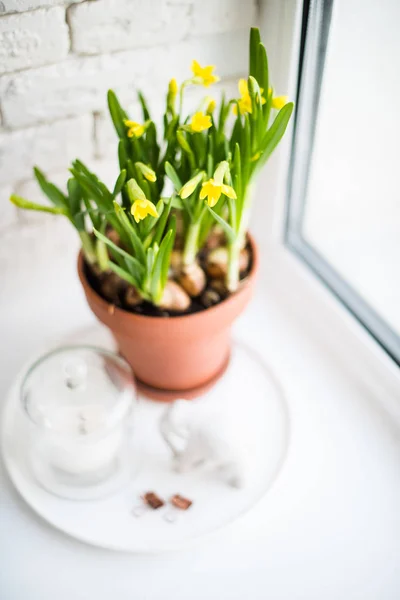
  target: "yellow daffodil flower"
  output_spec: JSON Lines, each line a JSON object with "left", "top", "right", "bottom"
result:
{"left": 200, "top": 178, "right": 236, "bottom": 208}
{"left": 268, "top": 88, "right": 288, "bottom": 110}
{"left": 190, "top": 111, "right": 212, "bottom": 132}
{"left": 234, "top": 79, "right": 266, "bottom": 115}
{"left": 131, "top": 198, "right": 159, "bottom": 223}
{"left": 191, "top": 60, "right": 220, "bottom": 87}
{"left": 271, "top": 95, "right": 288, "bottom": 109}
{"left": 124, "top": 119, "right": 145, "bottom": 138}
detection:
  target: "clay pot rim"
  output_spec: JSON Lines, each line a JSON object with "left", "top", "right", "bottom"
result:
{"left": 78, "top": 233, "right": 258, "bottom": 324}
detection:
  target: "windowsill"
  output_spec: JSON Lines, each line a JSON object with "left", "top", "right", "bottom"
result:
{"left": 1, "top": 242, "right": 399, "bottom": 599}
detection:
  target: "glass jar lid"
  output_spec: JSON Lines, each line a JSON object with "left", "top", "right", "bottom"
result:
{"left": 21, "top": 346, "right": 136, "bottom": 437}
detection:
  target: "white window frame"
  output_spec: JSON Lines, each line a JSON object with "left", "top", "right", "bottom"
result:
{"left": 255, "top": 0, "right": 400, "bottom": 420}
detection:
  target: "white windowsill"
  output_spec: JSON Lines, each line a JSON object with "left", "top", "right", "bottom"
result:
{"left": 1, "top": 242, "right": 399, "bottom": 600}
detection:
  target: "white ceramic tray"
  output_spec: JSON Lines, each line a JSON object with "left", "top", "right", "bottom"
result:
{"left": 1, "top": 328, "right": 289, "bottom": 553}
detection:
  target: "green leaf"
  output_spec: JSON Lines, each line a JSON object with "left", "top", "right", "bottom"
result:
{"left": 70, "top": 161, "right": 113, "bottom": 212}
{"left": 230, "top": 110, "right": 242, "bottom": 151}
{"left": 247, "top": 76, "right": 265, "bottom": 150}
{"left": 241, "top": 114, "right": 251, "bottom": 184}
{"left": 138, "top": 91, "right": 151, "bottom": 121}
{"left": 141, "top": 198, "right": 164, "bottom": 238}
{"left": 93, "top": 228, "right": 145, "bottom": 278}
{"left": 144, "top": 121, "right": 159, "bottom": 168}
{"left": 217, "top": 92, "right": 230, "bottom": 140}
{"left": 146, "top": 246, "right": 155, "bottom": 275}
{"left": 170, "top": 195, "right": 184, "bottom": 210}
{"left": 249, "top": 28, "right": 261, "bottom": 77}
{"left": 108, "top": 262, "right": 140, "bottom": 288}
{"left": 10, "top": 194, "right": 68, "bottom": 216}
{"left": 152, "top": 196, "right": 172, "bottom": 247}
{"left": 118, "top": 140, "right": 128, "bottom": 170}
{"left": 81, "top": 193, "right": 101, "bottom": 230}
{"left": 34, "top": 167, "right": 67, "bottom": 208}
{"left": 67, "top": 178, "right": 85, "bottom": 230}
{"left": 113, "top": 201, "right": 146, "bottom": 263}
{"left": 160, "top": 217, "right": 176, "bottom": 290}
{"left": 256, "top": 43, "right": 269, "bottom": 100}
{"left": 259, "top": 102, "right": 294, "bottom": 165}
{"left": 107, "top": 89, "right": 127, "bottom": 138}
{"left": 232, "top": 143, "right": 242, "bottom": 200}
{"left": 150, "top": 226, "right": 175, "bottom": 304}
{"left": 165, "top": 161, "right": 182, "bottom": 192}
{"left": 113, "top": 170, "right": 127, "bottom": 197}
{"left": 177, "top": 130, "right": 195, "bottom": 168}
{"left": 205, "top": 204, "right": 235, "bottom": 243}
{"left": 67, "top": 178, "right": 81, "bottom": 215}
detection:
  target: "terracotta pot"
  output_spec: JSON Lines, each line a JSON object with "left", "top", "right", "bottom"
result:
{"left": 78, "top": 236, "right": 258, "bottom": 400}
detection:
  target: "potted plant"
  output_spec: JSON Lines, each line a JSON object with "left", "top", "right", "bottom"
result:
{"left": 11, "top": 28, "right": 293, "bottom": 400}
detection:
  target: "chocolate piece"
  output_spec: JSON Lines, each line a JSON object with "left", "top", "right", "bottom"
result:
{"left": 143, "top": 492, "right": 164, "bottom": 510}
{"left": 170, "top": 494, "right": 192, "bottom": 510}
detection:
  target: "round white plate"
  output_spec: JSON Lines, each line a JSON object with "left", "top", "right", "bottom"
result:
{"left": 1, "top": 328, "right": 290, "bottom": 553}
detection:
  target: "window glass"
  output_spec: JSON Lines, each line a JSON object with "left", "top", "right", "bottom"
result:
{"left": 287, "top": 0, "right": 400, "bottom": 362}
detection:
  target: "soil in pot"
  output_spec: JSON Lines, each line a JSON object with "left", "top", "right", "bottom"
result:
{"left": 84, "top": 237, "right": 254, "bottom": 318}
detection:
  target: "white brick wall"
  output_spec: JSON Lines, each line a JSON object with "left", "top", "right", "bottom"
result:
{"left": 68, "top": 0, "right": 192, "bottom": 55}
{"left": 0, "top": 30, "right": 249, "bottom": 127}
{"left": 0, "top": 0, "right": 83, "bottom": 15}
{"left": 0, "top": 114, "right": 93, "bottom": 184}
{"left": 0, "top": 7, "right": 69, "bottom": 73}
{"left": 0, "top": 0, "right": 258, "bottom": 286}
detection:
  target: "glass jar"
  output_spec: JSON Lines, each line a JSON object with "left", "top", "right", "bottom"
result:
{"left": 21, "top": 346, "right": 136, "bottom": 500}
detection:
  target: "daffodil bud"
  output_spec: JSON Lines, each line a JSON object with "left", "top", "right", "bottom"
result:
{"left": 135, "top": 162, "right": 157, "bottom": 183}
{"left": 126, "top": 178, "right": 146, "bottom": 203}
{"left": 213, "top": 161, "right": 229, "bottom": 185}
{"left": 179, "top": 171, "right": 205, "bottom": 199}
{"left": 206, "top": 98, "right": 216, "bottom": 114}
{"left": 169, "top": 78, "right": 178, "bottom": 96}
{"left": 167, "top": 78, "right": 178, "bottom": 114}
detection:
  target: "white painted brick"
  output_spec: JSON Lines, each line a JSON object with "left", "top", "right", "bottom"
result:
{"left": 0, "top": 0, "right": 83, "bottom": 15}
{"left": 0, "top": 7, "right": 69, "bottom": 74}
{"left": 0, "top": 182, "right": 17, "bottom": 228}
{"left": 192, "top": 0, "right": 257, "bottom": 35}
{"left": 0, "top": 30, "right": 249, "bottom": 128}
{"left": 68, "top": 0, "right": 191, "bottom": 55}
{"left": 0, "top": 114, "right": 94, "bottom": 185}
{"left": 15, "top": 158, "right": 119, "bottom": 225}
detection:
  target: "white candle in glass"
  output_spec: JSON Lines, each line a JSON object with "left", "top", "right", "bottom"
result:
{"left": 40, "top": 404, "right": 124, "bottom": 475}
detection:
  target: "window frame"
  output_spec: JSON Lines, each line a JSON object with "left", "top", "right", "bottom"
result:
{"left": 277, "top": 0, "right": 400, "bottom": 364}
{"left": 255, "top": 0, "right": 400, "bottom": 415}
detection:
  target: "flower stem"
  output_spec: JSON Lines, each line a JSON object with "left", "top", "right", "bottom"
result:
{"left": 227, "top": 239, "right": 241, "bottom": 292}
{"left": 95, "top": 237, "right": 109, "bottom": 272}
{"left": 179, "top": 81, "right": 188, "bottom": 117}
{"left": 79, "top": 231, "right": 97, "bottom": 266}
{"left": 183, "top": 221, "right": 201, "bottom": 266}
